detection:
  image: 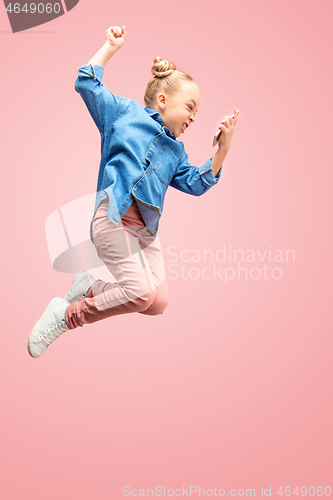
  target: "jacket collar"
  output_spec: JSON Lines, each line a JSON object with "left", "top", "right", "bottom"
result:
{"left": 144, "top": 106, "right": 176, "bottom": 140}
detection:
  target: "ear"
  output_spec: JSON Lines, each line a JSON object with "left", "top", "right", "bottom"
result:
{"left": 157, "top": 93, "right": 166, "bottom": 109}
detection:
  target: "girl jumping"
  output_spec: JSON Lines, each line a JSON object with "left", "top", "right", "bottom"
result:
{"left": 28, "top": 25, "right": 239, "bottom": 358}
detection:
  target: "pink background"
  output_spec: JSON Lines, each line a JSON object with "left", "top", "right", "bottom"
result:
{"left": 1, "top": 0, "right": 332, "bottom": 498}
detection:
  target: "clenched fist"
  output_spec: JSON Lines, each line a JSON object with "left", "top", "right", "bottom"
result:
{"left": 105, "top": 26, "right": 127, "bottom": 51}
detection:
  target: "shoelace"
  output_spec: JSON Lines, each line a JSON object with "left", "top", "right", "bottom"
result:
{"left": 38, "top": 319, "right": 68, "bottom": 346}
{"left": 69, "top": 292, "right": 86, "bottom": 303}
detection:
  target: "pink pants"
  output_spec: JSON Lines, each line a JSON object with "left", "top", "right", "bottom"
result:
{"left": 65, "top": 198, "right": 169, "bottom": 329}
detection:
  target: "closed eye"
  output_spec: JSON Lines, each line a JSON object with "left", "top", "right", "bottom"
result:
{"left": 187, "top": 104, "right": 198, "bottom": 116}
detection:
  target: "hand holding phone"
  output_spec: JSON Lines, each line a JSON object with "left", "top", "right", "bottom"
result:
{"left": 212, "top": 109, "right": 239, "bottom": 147}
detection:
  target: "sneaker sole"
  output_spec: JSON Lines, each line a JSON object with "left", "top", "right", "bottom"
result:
{"left": 27, "top": 336, "right": 38, "bottom": 358}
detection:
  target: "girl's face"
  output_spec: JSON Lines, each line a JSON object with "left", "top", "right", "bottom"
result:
{"left": 156, "top": 81, "right": 200, "bottom": 138}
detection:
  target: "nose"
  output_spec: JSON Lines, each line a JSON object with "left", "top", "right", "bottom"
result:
{"left": 190, "top": 114, "right": 195, "bottom": 123}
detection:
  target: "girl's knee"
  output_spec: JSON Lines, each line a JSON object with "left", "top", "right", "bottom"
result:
{"left": 157, "top": 295, "right": 169, "bottom": 314}
{"left": 139, "top": 293, "right": 169, "bottom": 315}
{"left": 133, "top": 288, "right": 157, "bottom": 312}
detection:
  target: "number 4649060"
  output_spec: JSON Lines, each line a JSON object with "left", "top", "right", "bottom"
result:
{"left": 6, "top": 3, "right": 61, "bottom": 14}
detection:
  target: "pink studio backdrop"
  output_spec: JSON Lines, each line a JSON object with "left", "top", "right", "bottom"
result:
{"left": 0, "top": 0, "right": 332, "bottom": 498}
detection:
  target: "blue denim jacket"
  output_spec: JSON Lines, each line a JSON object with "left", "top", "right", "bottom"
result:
{"left": 74, "top": 64, "right": 223, "bottom": 243}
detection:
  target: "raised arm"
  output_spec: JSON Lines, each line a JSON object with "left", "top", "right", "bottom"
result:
{"left": 74, "top": 26, "right": 128, "bottom": 135}
{"left": 87, "top": 41, "right": 116, "bottom": 67}
{"left": 87, "top": 26, "right": 127, "bottom": 66}
{"left": 170, "top": 108, "right": 240, "bottom": 195}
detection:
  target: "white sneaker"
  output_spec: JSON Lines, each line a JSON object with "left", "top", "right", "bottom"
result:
{"left": 63, "top": 270, "right": 96, "bottom": 303}
{"left": 28, "top": 297, "right": 70, "bottom": 358}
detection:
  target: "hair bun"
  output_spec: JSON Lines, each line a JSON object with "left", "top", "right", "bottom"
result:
{"left": 151, "top": 57, "right": 176, "bottom": 78}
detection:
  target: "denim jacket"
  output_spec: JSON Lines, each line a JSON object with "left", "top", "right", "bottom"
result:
{"left": 74, "top": 64, "right": 223, "bottom": 243}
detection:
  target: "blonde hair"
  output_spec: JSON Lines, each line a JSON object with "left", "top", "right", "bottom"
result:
{"left": 144, "top": 57, "right": 195, "bottom": 107}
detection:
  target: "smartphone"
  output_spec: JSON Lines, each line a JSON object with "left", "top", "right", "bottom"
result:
{"left": 212, "top": 130, "right": 221, "bottom": 147}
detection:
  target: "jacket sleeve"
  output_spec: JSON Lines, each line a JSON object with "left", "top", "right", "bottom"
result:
{"left": 169, "top": 151, "right": 223, "bottom": 196}
{"left": 74, "top": 64, "right": 127, "bottom": 135}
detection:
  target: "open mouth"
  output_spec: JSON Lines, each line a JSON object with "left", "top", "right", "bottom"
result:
{"left": 182, "top": 123, "right": 188, "bottom": 133}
